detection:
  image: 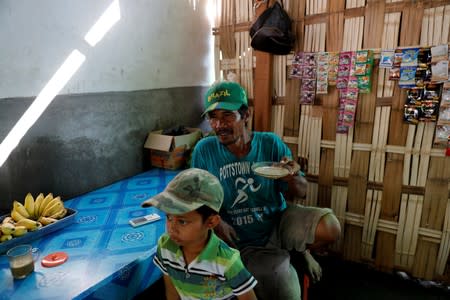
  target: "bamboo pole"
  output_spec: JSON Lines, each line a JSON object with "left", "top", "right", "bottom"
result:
{"left": 442, "top": 5, "right": 450, "bottom": 44}
{"left": 428, "top": 8, "right": 435, "bottom": 45}
{"left": 396, "top": 124, "right": 416, "bottom": 268}
{"left": 214, "top": 34, "right": 221, "bottom": 80}
{"left": 421, "top": 8, "right": 431, "bottom": 45}
{"left": 298, "top": 107, "right": 306, "bottom": 158}
{"left": 433, "top": 6, "right": 444, "bottom": 44}
{"left": 436, "top": 196, "right": 450, "bottom": 275}
{"left": 304, "top": 105, "right": 312, "bottom": 160}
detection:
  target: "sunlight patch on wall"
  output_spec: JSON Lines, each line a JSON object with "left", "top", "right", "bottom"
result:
{"left": 84, "top": 0, "right": 121, "bottom": 47}
{"left": 0, "top": 50, "right": 86, "bottom": 167}
{"left": 189, "top": 0, "right": 200, "bottom": 10}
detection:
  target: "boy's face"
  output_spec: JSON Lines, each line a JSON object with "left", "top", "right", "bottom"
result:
{"left": 166, "top": 210, "right": 218, "bottom": 247}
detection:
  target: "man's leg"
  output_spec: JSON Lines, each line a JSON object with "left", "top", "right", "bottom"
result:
{"left": 276, "top": 205, "right": 341, "bottom": 282}
{"left": 240, "top": 246, "right": 301, "bottom": 300}
{"left": 277, "top": 205, "right": 340, "bottom": 251}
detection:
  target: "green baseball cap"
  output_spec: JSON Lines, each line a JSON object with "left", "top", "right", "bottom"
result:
{"left": 203, "top": 81, "right": 248, "bottom": 116}
{"left": 141, "top": 168, "right": 223, "bottom": 215}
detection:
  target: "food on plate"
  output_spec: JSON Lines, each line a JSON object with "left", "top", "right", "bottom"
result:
{"left": 0, "top": 192, "right": 67, "bottom": 243}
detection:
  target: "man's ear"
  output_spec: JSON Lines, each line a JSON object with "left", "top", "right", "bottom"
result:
{"left": 243, "top": 110, "right": 250, "bottom": 121}
{"left": 206, "top": 215, "right": 221, "bottom": 229}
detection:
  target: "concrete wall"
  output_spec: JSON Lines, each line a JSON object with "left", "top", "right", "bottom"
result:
{"left": 0, "top": 0, "right": 214, "bottom": 97}
{"left": 0, "top": 0, "right": 213, "bottom": 214}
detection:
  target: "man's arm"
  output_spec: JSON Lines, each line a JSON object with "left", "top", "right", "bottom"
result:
{"left": 284, "top": 173, "right": 307, "bottom": 199}
{"left": 214, "top": 219, "right": 239, "bottom": 248}
{"left": 279, "top": 158, "right": 307, "bottom": 200}
{"left": 163, "top": 275, "right": 180, "bottom": 300}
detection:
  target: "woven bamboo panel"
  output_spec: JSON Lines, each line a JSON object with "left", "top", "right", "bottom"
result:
{"left": 212, "top": 0, "right": 450, "bottom": 282}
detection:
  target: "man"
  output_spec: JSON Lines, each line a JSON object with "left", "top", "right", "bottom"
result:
{"left": 191, "top": 81, "right": 341, "bottom": 300}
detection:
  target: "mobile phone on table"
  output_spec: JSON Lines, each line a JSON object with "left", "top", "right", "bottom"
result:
{"left": 129, "top": 213, "right": 161, "bottom": 227}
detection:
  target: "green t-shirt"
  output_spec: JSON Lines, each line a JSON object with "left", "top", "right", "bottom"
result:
{"left": 154, "top": 231, "right": 257, "bottom": 299}
{"left": 191, "top": 132, "right": 290, "bottom": 248}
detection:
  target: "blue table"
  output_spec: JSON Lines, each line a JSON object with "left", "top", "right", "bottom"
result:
{"left": 0, "top": 168, "right": 179, "bottom": 300}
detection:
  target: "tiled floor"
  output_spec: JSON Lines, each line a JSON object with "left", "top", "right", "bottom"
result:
{"left": 134, "top": 254, "right": 450, "bottom": 300}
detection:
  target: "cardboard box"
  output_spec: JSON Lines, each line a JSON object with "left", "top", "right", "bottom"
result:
{"left": 144, "top": 128, "right": 202, "bottom": 170}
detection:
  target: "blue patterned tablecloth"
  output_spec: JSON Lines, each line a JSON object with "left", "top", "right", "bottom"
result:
{"left": 0, "top": 168, "right": 179, "bottom": 300}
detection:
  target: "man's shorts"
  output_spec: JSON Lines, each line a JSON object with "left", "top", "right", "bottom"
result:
{"left": 269, "top": 204, "right": 333, "bottom": 251}
{"left": 239, "top": 204, "right": 333, "bottom": 300}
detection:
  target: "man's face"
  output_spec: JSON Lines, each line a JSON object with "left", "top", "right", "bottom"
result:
{"left": 206, "top": 109, "right": 246, "bottom": 146}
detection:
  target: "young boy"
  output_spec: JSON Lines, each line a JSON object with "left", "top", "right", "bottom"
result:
{"left": 141, "top": 168, "right": 257, "bottom": 300}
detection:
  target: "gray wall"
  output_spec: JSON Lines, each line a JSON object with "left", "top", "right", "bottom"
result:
{"left": 0, "top": 87, "right": 208, "bottom": 214}
{"left": 0, "top": 0, "right": 215, "bottom": 214}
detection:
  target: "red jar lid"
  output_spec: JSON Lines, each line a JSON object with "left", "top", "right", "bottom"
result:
{"left": 41, "top": 252, "right": 68, "bottom": 267}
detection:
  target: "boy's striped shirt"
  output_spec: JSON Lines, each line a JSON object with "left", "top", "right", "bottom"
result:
{"left": 154, "top": 231, "right": 257, "bottom": 300}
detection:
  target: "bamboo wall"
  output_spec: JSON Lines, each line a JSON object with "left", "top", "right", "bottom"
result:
{"left": 212, "top": 0, "right": 450, "bottom": 283}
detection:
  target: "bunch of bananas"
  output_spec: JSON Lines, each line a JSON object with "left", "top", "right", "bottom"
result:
{"left": 0, "top": 193, "right": 67, "bottom": 243}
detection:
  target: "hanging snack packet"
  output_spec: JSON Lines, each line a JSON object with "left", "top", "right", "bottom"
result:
{"left": 415, "top": 66, "right": 432, "bottom": 87}
{"left": 347, "top": 76, "right": 358, "bottom": 90}
{"left": 404, "top": 104, "right": 420, "bottom": 124}
{"left": 431, "top": 60, "right": 449, "bottom": 82}
{"left": 356, "top": 50, "right": 373, "bottom": 93}
{"left": 415, "top": 47, "right": 432, "bottom": 87}
{"left": 302, "top": 78, "right": 316, "bottom": 91}
{"left": 289, "top": 64, "right": 303, "bottom": 78}
{"left": 417, "top": 47, "right": 431, "bottom": 69}
{"left": 389, "top": 49, "right": 403, "bottom": 80}
{"left": 336, "top": 98, "right": 349, "bottom": 134}
{"left": 431, "top": 44, "right": 448, "bottom": 63}
{"left": 438, "top": 106, "right": 450, "bottom": 122}
{"left": 423, "top": 83, "right": 442, "bottom": 100}
{"left": 298, "top": 52, "right": 317, "bottom": 105}
{"left": 316, "top": 52, "right": 329, "bottom": 94}
{"left": 303, "top": 52, "right": 316, "bottom": 66}
{"left": 292, "top": 52, "right": 303, "bottom": 66}
{"left": 303, "top": 66, "right": 317, "bottom": 79}
{"left": 358, "top": 76, "right": 371, "bottom": 93}
{"left": 419, "top": 83, "right": 442, "bottom": 122}
{"left": 328, "top": 52, "right": 339, "bottom": 85}
{"left": 338, "top": 88, "right": 359, "bottom": 129}
{"left": 350, "top": 51, "right": 357, "bottom": 77}
{"left": 300, "top": 90, "right": 315, "bottom": 105}
{"left": 406, "top": 88, "right": 423, "bottom": 106}
{"left": 399, "top": 66, "right": 418, "bottom": 88}
{"left": 289, "top": 52, "right": 303, "bottom": 79}
{"left": 379, "top": 49, "right": 395, "bottom": 68}
{"left": 401, "top": 48, "right": 419, "bottom": 67}
{"left": 441, "top": 85, "right": 450, "bottom": 105}
{"left": 437, "top": 85, "right": 450, "bottom": 123}
{"left": 434, "top": 125, "right": 450, "bottom": 146}
{"left": 403, "top": 87, "right": 422, "bottom": 125}
{"left": 337, "top": 51, "right": 353, "bottom": 89}
{"left": 339, "top": 51, "right": 352, "bottom": 65}
{"left": 355, "top": 50, "right": 368, "bottom": 75}
{"left": 419, "top": 99, "right": 439, "bottom": 122}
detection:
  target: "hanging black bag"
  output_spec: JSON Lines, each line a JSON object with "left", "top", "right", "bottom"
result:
{"left": 249, "top": 1, "right": 295, "bottom": 55}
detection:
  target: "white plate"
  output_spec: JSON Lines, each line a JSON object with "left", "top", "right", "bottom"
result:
{"left": 252, "top": 161, "right": 300, "bottom": 179}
